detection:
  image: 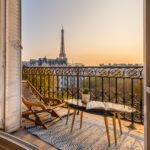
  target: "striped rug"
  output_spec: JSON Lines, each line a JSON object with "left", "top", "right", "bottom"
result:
{"left": 25, "top": 115, "right": 144, "bottom": 150}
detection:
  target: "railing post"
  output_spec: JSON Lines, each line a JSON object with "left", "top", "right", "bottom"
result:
{"left": 40, "top": 75, "right": 42, "bottom": 95}
{"left": 89, "top": 77, "right": 91, "bottom": 99}
{"left": 57, "top": 76, "right": 59, "bottom": 99}
{"left": 48, "top": 75, "right": 50, "bottom": 98}
{"left": 43, "top": 71, "right": 46, "bottom": 96}
{"left": 36, "top": 73, "right": 38, "bottom": 90}
{"left": 108, "top": 77, "right": 111, "bottom": 102}
{"left": 77, "top": 67, "right": 80, "bottom": 100}
{"left": 140, "top": 78, "right": 143, "bottom": 124}
{"left": 67, "top": 76, "right": 69, "bottom": 99}
{"left": 62, "top": 76, "right": 64, "bottom": 99}
{"left": 52, "top": 76, "right": 55, "bottom": 98}
{"left": 77, "top": 67, "right": 80, "bottom": 115}
{"left": 123, "top": 77, "right": 126, "bottom": 119}
{"left": 31, "top": 74, "right": 34, "bottom": 86}
{"left": 95, "top": 77, "right": 97, "bottom": 100}
{"left": 49, "top": 74, "right": 51, "bottom": 98}
{"left": 115, "top": 78, "right": 118, "bottom": 103}
{"left": 128, "top": 78, "right": 136, "bottom": 129}
{"left": 71, "top": 76, "right": 74, "bottom": 99}
{"left": 102, "top": 77, "right": 104, "bottom": 102}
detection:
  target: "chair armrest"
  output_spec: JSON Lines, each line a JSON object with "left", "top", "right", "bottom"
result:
{"left": 42, "top": 97, "right": 62, "bottom": 105}
{"left": 22, "top": 97, "right": 46, "bottom": 111}
{"left": 52, "top": 103, "right": 66, "bottom": 109}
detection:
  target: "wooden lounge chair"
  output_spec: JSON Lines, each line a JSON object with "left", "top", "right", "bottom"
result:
{"left": 22, "top": 80, "right": 65, "bottom": 129}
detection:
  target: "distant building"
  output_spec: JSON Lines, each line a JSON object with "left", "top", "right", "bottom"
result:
{"left": 69, "top": 63, "right": 85, "bottom": 67}
{"left": 22, "top": 27, "right": 68, "bottom": 67}
{"left": 99, "top": 63, "right": 143, "bottom": 67}
{"left": 99, "top": 64, "right": 104, "bottom": 67}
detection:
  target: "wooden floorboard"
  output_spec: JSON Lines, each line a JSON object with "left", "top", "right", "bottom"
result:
{"left": 13, "top": 127, "right": 56, "bottom": 150}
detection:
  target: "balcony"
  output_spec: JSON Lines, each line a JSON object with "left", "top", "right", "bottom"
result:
{"left": 12, "top": 107, "right": 144, "bottom": 149}
{"left": 16, "top": 66, "right": 144, "bottom": 149}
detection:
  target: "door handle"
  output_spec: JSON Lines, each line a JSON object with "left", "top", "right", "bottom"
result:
{"left": 17, "top": 40, "right": 23, "bottom": 50}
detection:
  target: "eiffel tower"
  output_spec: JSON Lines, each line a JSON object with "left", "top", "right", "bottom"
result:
{"left": 59, "top": 27, "right": 66, "bottom": 58}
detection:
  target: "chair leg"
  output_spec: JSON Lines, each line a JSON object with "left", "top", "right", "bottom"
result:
{"left": 51, "top": 109, "right": 61, "bottom": 119}
{"left": 71, "top": 109, "right": 77, "bottom": 132}
{"left": 80, "top": 111, "right": 83, "bottom": 129}
{"left": 47, "top": 117, "right": 61, "bottom": 127}
{"left": 112, "top": 113, "right": 117, "bottom": 146}
{"left": 117, "top": 113, "right": 122, "bottom": 135}
{"left": 66, "top": 107, "right": 71, "bottom": 125}
{"left": 35, "top": 114, "right": 48, "bottom": 129}
{"left": 104, "top": 116, "right": 111, "bottom": 147}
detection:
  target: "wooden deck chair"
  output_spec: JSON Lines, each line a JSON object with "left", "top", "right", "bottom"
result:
{"left": 22, "top": 80, "right": 65, "bottom": 129}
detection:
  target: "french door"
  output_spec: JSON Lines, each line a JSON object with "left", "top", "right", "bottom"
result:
{"left": 0, "top": 0, "right": 22, "bottom": 132}
{"left": 144, "top": 0, "right": 150, "bottom": 149}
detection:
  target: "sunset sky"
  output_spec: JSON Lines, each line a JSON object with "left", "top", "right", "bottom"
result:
{"left": 22, "top": 0, "right": 143, "bottom": 66}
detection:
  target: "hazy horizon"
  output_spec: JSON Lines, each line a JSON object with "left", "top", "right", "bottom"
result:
{"left": 22, "top": 0, "right": 143, "bottom": 66}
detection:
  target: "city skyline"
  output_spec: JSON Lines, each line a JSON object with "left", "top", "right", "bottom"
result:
{"left": 22, "top": 0, "right": 143, "bottom": 66}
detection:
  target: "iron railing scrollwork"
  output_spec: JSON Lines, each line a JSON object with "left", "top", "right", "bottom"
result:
{"left": 22, "top": 66, "right": 143, "bottom": 124}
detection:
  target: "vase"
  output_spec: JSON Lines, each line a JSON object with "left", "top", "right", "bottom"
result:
{"left": 82, "top": 94, "right": 90, "bottom": 104}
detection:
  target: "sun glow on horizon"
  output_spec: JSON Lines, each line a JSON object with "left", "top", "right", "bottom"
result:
{"left": 22, "top": 0, "right": 143, "bottom": 66}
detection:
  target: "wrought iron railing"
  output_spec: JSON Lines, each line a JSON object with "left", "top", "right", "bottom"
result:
{"left": 22, "top": 66, "right": 144, "bottom": 124}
